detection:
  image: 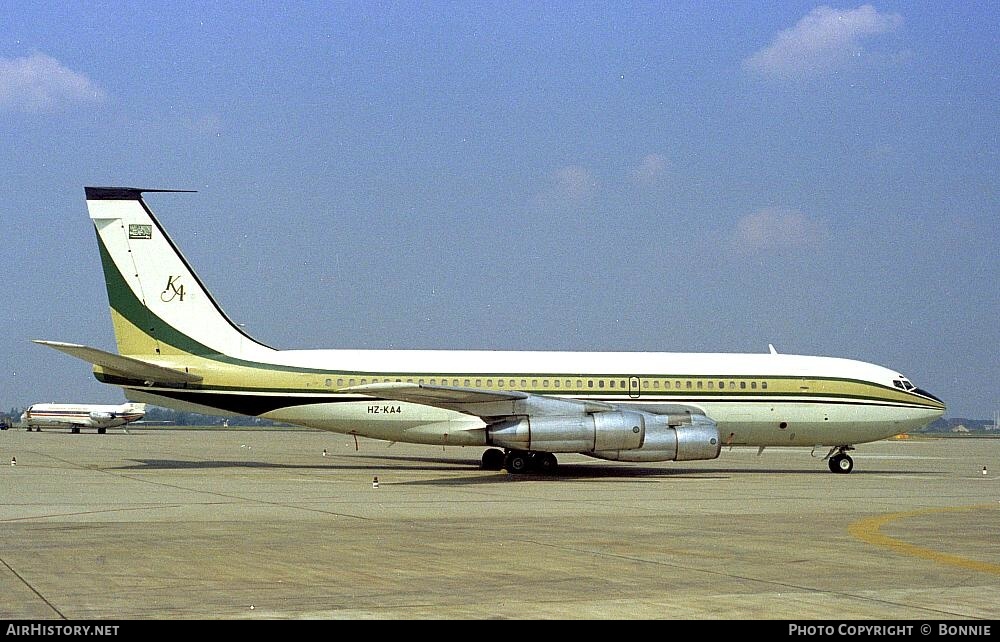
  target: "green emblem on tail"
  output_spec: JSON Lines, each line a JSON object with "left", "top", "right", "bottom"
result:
{"left": 128, "top": 224, "right": 152, "bottom": 239}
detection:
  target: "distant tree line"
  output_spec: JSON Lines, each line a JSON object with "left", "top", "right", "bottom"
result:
{"left": 920, "top": 417, "right": 997, "bottom": 433}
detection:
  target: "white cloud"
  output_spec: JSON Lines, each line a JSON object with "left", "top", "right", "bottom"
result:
{"left": 551, "top": 165, "right": 597, "bottom": 202}
{"left": 530, "top": 164, "right": 598, "bottom": 213}
{"left": 743, "top": 5, "right": 902, "bottom": 79}
{"left": 630, "top": 153, "right": 669, "bottom": 187}
{"left": 0, "top": 53, "right": 106, "bottom": 112}
{"left": 731, "top": 207, "right": 828, "bottom": 252}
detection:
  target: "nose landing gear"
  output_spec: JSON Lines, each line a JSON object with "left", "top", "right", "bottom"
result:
{"left": 824, "top": 446, "right": 855, "bottom": 474}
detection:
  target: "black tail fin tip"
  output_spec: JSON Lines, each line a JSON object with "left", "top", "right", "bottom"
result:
{"left": 84, "top": 187, "right": 197, "bottom": 201}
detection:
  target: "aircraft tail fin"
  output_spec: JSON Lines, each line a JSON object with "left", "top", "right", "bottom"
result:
{"left": 84, "top": 187, "right": 274, "bottom": 359}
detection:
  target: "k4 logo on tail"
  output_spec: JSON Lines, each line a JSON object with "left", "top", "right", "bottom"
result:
{"left": 161, "top": 276, "right": 185, "bottom": 302}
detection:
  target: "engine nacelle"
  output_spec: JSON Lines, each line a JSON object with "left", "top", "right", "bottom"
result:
{"left": 589, "top": 414, "right": 721, "bottom": 462}
{"left": 89, "top": 411, "right": 114, "bottom": 422}
{"left": 487, "top": 411, "right": 646, "bottom": 453}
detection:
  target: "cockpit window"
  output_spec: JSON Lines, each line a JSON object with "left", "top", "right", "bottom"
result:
{"left": 892, "top": 376, "right": 943, "bottom": 403}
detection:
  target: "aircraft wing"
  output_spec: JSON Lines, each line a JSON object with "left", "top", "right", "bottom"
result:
{"left": 32, "top": 340, "right": 202, "bottom": 384}
{"left": 343, "top": 382, "right": 615, "bottom": 420}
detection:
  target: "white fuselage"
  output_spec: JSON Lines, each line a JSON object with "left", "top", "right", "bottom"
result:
{"left": 20, "top": 403, "right": 145, "bottom": 429}
{"left": 121, "top": 350, "right": 944, "bottom": 449}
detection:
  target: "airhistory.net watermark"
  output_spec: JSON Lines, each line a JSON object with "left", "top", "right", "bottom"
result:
{"left": 5, "top": 624, "right": 119, "bottom": 636}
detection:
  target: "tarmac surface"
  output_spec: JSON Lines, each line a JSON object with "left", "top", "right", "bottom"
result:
{"left": 0, "top": 427, "right": 997, "bottom": 620}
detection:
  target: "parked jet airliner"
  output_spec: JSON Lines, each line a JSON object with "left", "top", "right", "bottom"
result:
{"left": 34, "top": 187, "right": 945, "bottom": 473}
{"left": 20, "top": 402, "right": 145, "bottom": 433}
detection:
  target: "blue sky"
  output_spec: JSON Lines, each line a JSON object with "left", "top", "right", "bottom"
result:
{"left": 1, "top": 2, "right": 996, "bottom": 419}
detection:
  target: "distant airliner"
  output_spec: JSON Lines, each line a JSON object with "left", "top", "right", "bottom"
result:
{"left": 34, "top": 187, "right": 945, "bottom": 473}
{"left": 20, "top": 402, "right": 146, "bottom": 433}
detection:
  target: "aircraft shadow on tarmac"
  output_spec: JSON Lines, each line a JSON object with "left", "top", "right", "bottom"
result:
{"left": 378, "top": 462, "right": 945, "bottom": 486}
{"left": 111, "top": 455, "right": 944, "bottom": 484}
{"left": 111, "top": 457, "right": 734, "bottom": 482}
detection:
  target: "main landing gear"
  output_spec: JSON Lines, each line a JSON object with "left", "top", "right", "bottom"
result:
{"left": 481, "top": 448, "right": 504, "bottom": 470}
{"left": 480, "top": 448, "right": 559, "bottom": 474}
{"left": 825, "top": 446, "right": 855, "bottom": 474}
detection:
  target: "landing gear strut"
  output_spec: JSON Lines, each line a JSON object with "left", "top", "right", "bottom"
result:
{"left": 825, "top": 446, "right": 855, "bottom": 474}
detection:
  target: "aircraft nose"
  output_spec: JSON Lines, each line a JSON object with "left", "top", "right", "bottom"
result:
{"left": 908, "top": 388, "right": 946, "bottom": 419}
{"left": 914, "top": 387, "right": 945, "bottom": 406}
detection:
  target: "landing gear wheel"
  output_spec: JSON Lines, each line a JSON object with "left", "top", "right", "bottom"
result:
{"left": 481, "top": 448, "right": 505, "bottom": 471}
{"left": 71, "top": 427, "right": 80, "bottom": 434}
{"left": 505, "top": 451, "right": 531, "bottom": 474}
{"left": 829, "top": 454, "right": 854, "bottom": 474}
{"left": 536, "top": 452, "right": 558, "bottom": 473}
{"left": 97, "top": 427, "right": 106, "bottom": 435}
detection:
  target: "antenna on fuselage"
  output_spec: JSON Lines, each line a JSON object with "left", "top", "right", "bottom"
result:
{"left": 768, "top": 344, "right": 779, "bottom": 355}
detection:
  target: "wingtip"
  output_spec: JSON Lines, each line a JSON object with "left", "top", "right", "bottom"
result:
{"left": 33, "top": 339, "right": 83, "bottom": 348}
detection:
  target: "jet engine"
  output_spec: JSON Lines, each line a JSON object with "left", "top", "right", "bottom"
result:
{"left": 588, "top": 413, "right": 721, "bottom": 462}
{"left": 487, "top": 411, "right": 646, "bottom": 453}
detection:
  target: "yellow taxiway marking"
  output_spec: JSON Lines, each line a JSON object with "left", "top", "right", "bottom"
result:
{"left": 849, "top": 504, "right": 1000, "bottom": 576}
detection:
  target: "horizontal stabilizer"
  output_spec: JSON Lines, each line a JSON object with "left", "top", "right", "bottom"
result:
{"left": 32, "top": 340, "right": 202, "bottom": 384}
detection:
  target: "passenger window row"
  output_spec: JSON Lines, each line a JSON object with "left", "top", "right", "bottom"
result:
{"left": 326, "top": 377, "right": 769, "bottom": 391}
